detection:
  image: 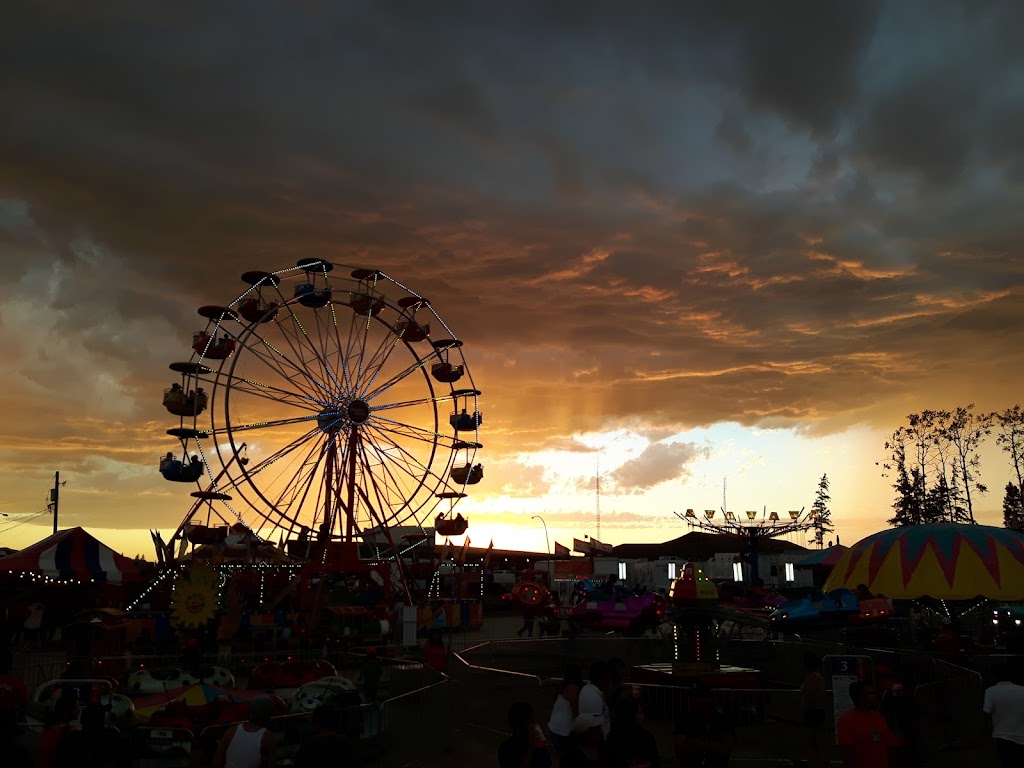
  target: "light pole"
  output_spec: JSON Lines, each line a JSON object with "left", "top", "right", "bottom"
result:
{"left": 531, "top": 515, "right": 552, "bottom": 587}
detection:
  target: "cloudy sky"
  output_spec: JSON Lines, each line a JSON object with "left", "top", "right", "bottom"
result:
{"left": 2, "top": 1, "right": 1024, "bottom": 557}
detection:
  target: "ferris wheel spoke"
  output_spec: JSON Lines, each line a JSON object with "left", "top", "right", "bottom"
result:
{"left": 240, "top": 323, "right": 321, "bottom": 394}
{"left": 370, "top": 395, "right": 454, "bottom": 413}
{"left": 354, "top": 439, "right": 416, "bottom": 534}
{"left": 361, "top": 424, "right": 444, "bottom": 513}
{"left": 353, "top": 319, "right": 409, "bottom": 397}
{"left": 224, "top": 428, "right": 332, "bottom": 537}
{"left": 334, "top": 306, "right": 357, "bottom": 396}
{"left": 363, "top": 421, "right": 443, "bottom": 485}
{"left": 371, "top": 415, "right": 454, "bottom": 447}
{"left": 341, "top": 280, "right": 400, "bottom": 398}
{"left": 309, "top": 300, "right": 348, "bottom": 397}
{"left": 356, "top": 430, "right": 429, "bottom": 521}
{"left": 268, "top": 303, "right": 341, "bottom": 399}
{"left": 239, "top": 324, "right": 334, "bottom": 402}
{"left": 340, "top": 306, "right": 376, "bottom": 395}
{"left": 219, "top": 413, "right": 326, "bottom": 435}
{"left": 351, "top": 440, "right": 389, "bottom": 530}
{"left": 234, "top": 425, "right": 325, "bottom": 477}
{"left": 227, "top": 376, "right": 324, "bottom": 412}
{"left": 266, "top": 432, "right": 329, "bottom": 516}
{"left": 266, "top": 282, "right": 332, "bottom": 384}
{"left": 361, "top": 354, "right": 437, "bottom": 403}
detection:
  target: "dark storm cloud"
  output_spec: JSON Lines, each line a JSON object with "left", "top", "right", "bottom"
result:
{"left": 1, "top": 0, "right": 1023, "bottom": 516}
{"left": 733, "top": 1, "right": 883, "bottom": 135}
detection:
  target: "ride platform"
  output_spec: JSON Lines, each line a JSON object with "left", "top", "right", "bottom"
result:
{"left": 632, "top": 661, "right": 763, "bottom": 689}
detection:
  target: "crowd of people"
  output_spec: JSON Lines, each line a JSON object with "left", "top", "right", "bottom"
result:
{"left": 499, "top": 657, "right": 732, "bottom": 768}
{"left": 496, "top": 652, "right": 1024, "bottom": 768}
{"left": 2, "top": 634, "right": 1024, "bottom": 767}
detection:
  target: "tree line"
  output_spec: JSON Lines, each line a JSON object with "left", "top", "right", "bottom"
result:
{"left": 880, "top": 405, "right": 1024, "bottom": 529}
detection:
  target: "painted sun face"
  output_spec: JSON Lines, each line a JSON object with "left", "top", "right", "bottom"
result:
{"left": 170, "top": 566, "right": 220, "bottom": 628}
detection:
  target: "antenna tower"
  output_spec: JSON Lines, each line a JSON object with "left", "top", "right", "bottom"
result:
{"left": 596, "top": 453, "right": 601, "bottom": 541}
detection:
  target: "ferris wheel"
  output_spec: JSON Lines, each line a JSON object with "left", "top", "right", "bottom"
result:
{"left": 158, "top": 260, "right": 482, "bottom": 561}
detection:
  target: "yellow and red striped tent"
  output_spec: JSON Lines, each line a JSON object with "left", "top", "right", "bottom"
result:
{"left": 823, "top": 523, "right": 1024, "bottom": 600}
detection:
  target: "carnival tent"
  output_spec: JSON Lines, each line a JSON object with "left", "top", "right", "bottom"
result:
{"left": 795, "top": 544, "right": 848, "bottom": 570}
{"left": 823, "top": 523, "right": 1024, "bottom": 600}
{"left": 0, "top": 527, "right": 141, "bottom": 585}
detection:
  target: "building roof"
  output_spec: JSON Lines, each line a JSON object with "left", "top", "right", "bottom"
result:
{"left": 396, "top": 531, "right": 807, "bottom": 566}
{"left": 612, "top": 530, "right": 808, "bottom": 560}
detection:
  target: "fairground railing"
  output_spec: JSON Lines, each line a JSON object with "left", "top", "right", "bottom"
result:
{"left": 455, "top": 635, "right": 672, "bottom": 681}
{"left": 17, "top": 647, "right": 431, "bottom": 697}
{"left": 912, "top": 659, "right": 986, "bottom": 759}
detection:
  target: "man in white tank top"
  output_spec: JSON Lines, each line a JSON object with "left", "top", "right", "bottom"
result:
{"left": 214, "top": 697, "right": 276, "bottom": 768}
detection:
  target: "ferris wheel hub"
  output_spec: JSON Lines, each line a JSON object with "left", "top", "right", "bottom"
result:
{"left": 316, "top": 398, "right": 371, "bottom": 432}
{"left": 346, "top": 399, "right": 371, "bottom": 424}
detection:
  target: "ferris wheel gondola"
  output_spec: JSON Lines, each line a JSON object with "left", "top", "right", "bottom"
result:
{"left": 157, "top": 261, "right": 482, "bottom": 590}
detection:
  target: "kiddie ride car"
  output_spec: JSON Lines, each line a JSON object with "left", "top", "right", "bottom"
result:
{"left": 568, "top": 579, "right": 666, "bottom": 636}
{"left": 501, "top": 569, "right": 560, "bottom": 633}
{"left": 148, "top": 692, "right": 289, "bottom": 732}
{"left": 768, "top": 588, "right": 879, "bottom": 631}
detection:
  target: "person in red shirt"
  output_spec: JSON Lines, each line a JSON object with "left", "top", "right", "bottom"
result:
{"left": 837, "top": 681, "right": 903, "bottom": 768}
{"left": 422, "top": 628, "right": 448, "bottom": 674}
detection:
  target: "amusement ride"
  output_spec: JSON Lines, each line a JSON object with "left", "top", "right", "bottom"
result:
{"left": 156, "top": 260, "right": 483, "bottom": 605}
{"left": 674, "top": 506, "right": 818, "bottom": 585}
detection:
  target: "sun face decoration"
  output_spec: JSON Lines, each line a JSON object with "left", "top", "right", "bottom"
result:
{"left": 170, "top": 564, "right": 220, "bottom": 629}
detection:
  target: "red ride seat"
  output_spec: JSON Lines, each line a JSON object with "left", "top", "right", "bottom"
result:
{"left": 435, "top": 514, "right": 468, "bottom": 536}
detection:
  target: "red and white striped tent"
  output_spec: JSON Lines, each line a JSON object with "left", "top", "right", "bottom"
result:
{"left": 0, "top": 527, "right": 140, "bottom": 584}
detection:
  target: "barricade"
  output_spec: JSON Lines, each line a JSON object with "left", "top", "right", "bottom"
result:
{"left": 913, "top": 660, "right": 985, "bottom": 758}
{"left": 719, "top": 637, "right": 843, "bottom": 686}
{"left": 376, "top": 673, "right": 453, "bottom": 764}
{"left": 12, "top": 651, "right": 66, "bottom": 692}
{"left": 457, "top": 635, "right": 669, "bottom": 681}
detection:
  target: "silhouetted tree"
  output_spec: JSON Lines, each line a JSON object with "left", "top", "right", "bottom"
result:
{"left": 888, "top": 457, "right": 924, "bottom": 527}
{"left": 925, "top": 476, "right": 962, "bottom": 524}
{"left": 881, "top": 411, "right": 949, "bottom": 520}
{"left": 883, "top": 407, "right": 995, "bottom": 525}
{"left": 994, "top": 406, "right": 1024, "bottom": 500}
{"left": 810, "top": 474, "right": 833, "bottom": 549}
{"left": 1003, "top": 483, "right": 1024, "bottom": 531}
{"left": 940, "top": 404, "right": 991, "bottom": 523}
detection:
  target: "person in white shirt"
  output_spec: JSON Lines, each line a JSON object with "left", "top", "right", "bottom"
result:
{"left": 547, "top": 665, "right": 583, "bottom": 749}
{"left": 577, "top": 661, "right": 611, "bottom": 737}
{"left": 983, "top": 664, "right": 1024, "bottom": 768}
{"left": 214, "top": 698, "right": 276, "bottom": 768}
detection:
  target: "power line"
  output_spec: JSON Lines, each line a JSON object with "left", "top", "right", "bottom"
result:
{"left": 0, "top": 509, "right": 50, "bottom": 536}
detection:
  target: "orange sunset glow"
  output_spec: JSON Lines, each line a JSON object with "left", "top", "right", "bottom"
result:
{"left": 3, "top": 3, "right": 1024, "bottom": 561}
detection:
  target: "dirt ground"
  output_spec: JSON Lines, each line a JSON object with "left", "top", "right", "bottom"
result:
{"left": 381, "top": 614, "right": 1002, "bottom": 768}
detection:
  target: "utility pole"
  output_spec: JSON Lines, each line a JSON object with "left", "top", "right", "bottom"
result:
{"left": 48, "top": 471, "right": 65, "bottom": 535}
{"left": 595, "top": 453, "right": 601, "bottom": 542}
